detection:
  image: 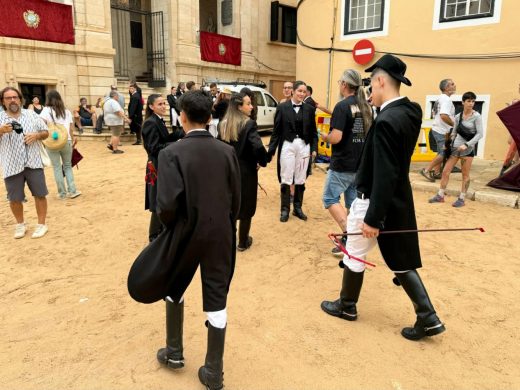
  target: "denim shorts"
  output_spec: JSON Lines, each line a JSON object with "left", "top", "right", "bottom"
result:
{"left": 322, "top": 169, "right": 357, "bottom": 209}
{"left": 432, "top": 130, "right": 447, "bottom": 157}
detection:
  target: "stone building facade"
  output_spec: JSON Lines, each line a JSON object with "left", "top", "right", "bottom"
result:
{"left": 0, "top": 0, "right": 297, "bottom": 108}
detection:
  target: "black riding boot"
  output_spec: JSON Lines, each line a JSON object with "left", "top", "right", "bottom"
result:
{"left": 396, "top": 270, "right": 446, "bottom": 341}
{"left": 292, "top": 184, "right": 307, "bottom": 220}
{"left": 321, "top": 266, "right": 364, "bottom": 321}
{"left": 198, "top": 323, "right": 226, "bottom": 390}
{"left": 156, "top": 299, "right": 184, "bottom": 369}
{"left": 280, "top": 184, "right": 291, "bottom": 222}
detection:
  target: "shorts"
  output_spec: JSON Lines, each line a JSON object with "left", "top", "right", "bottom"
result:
{"left": 80, "top": 117, "right": 93, "bottom": 126}
{"left": 109, "top": 125, "right": 124, "bottom": 136}
{"left": 4, "top": 168, "right": 48, "bottom": 202}
{"left": 451, "top": 147, "right": 475, "bottom": 158}
{"left": 432, "top": 130, "right": 448, "bottom": 157}
{"left": 322, "top": 169, "right": 357, "bottom": 209}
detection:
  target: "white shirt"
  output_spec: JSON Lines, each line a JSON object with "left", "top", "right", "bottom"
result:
{"left": 432, "top": 93, "right": 455, "bottom": 135}
{"left": 380, "top": 96, "right": 405, "bottom": 112}
{"left": 0, "top": 109, "right": 48, "bottom": 178}
{"left": 39, "top": 107, "right": 73, "bottom": 140}
{"left": 103, "top": 98, "right": 124, "bottom": 126}
{"left": 291, "top": 99, "right": 303, "bottom": 113}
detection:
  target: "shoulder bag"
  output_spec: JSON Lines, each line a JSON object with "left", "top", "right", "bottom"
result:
{"left": 456, "top": 112, "right": 476, "bottom": 141}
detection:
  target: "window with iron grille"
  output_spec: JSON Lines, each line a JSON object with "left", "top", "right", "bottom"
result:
{"left": 344, "top": 0, "right": 385, "bottom": 35}
{"left": 439, "top": 0, "right": 495, "bottom": 22}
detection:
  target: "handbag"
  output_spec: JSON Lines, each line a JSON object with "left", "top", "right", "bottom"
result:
{"left": 456, "top": 113, "right": 476, "bottom": 141}
{"left": 42, "top": 110, "right": 68, "bottom": 150}
{"left": 71, "top": 147, "right": 83, "bottom": 168}
{"left": 38, "top": 141, "right": 51, "bottom": 167}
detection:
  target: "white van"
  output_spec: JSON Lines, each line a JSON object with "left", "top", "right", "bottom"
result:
{"left": 209, "top": 82, "right": 279, "bottom": 132}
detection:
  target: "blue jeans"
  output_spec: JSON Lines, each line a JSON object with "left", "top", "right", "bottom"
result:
{"left": 47, "top": 140, "right": 77, "bottom": 197}
{"left": 322, "top": 169, "right": 357, "bottom": 209}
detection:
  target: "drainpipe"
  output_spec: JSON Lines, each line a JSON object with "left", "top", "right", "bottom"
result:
{"left": 326, "top": 0, "right": 338, "bottom": 108}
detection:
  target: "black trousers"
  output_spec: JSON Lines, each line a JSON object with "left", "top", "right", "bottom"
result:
{"left": 238, "top": 218, "right": 251, "bottom": 246}
{"left": 130, "top": 120, "right": 142, "bottom": 142}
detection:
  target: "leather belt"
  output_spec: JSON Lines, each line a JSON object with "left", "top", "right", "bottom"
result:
{"left": 356, "top": 190, "right": 369, "bottom": 200}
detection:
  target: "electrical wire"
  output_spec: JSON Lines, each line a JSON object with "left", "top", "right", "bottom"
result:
{"left": 296, "top": 0, "right": 520, "bottom": 60}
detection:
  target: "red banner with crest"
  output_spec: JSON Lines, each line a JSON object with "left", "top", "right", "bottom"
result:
{"left": 0, "top": 0, "right": 74, "bottom": 45}
{"left": 200, "top": 31, "right": 241, "bottom": 66}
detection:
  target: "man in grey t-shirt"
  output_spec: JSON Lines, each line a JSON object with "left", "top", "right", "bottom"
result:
{"left": 420, "top": 79, "right": 456, "bottom": 182}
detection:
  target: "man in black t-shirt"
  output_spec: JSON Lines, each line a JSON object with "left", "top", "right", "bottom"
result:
{"left": 321, "top": 69, "right": 372, "bottom": 256}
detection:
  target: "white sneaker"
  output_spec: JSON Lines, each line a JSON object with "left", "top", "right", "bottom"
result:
{"left": 14, "top": 223, "right": 26, "bottom": 239}
{"left": 68, "top": 191, "right": 82, "bottom": 199}
{"left": 32, "top": 224, "right": 48, "bottom": 239}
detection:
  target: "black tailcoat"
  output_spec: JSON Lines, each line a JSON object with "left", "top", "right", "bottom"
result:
{"left": 166, "top": 94, "right": 179, "bottom": 127}
{"left": 355, "top": 97, "right": 423, "bottom": 271}
{"left": 142, "top": 114, "right": 184, "bottom": 211}
{"left": 267, "top": 101, "right": 318, "bottom": 182}
{"left": 128, "top": 92, "right": 143, "bottom": 134}
{"left": 226, "top": 119, "right": 268, "bottom": 219}
{"left": 151, "top": 131, "right": 240, "bottom": 310}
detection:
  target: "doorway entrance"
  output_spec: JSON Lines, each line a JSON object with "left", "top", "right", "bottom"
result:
{"left": 19, "top": 83, "right": 48, "bottom": 108}
{"left": 110, "top": 0, "right": 166, "bottom": 87}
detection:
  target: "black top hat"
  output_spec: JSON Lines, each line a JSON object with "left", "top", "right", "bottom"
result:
{"left": 365, "top": 54, "right": 412, "bottom": 86}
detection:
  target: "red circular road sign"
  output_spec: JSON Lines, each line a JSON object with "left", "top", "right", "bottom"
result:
{"left": 352, "top": 39, "right": 375, "bottom": 65}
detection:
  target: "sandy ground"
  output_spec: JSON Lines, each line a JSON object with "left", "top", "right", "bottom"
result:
{"left": 1, "top": 136, "right": 519, "bottom": 390}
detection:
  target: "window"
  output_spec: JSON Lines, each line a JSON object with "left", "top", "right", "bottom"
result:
{"left": 344, "top": 0, "right": 385, "bottom": 35}
{"left": 270, "top": 2, "right": 297, "bottom": 44}
{"left": 440, "top": 0, "right": 494, "bottom": 22}
{"left": 253, "top": 92, "right": 265, "bottom": 107}
{"left": 265, "top": 94, "right": 278, "bottom": 108}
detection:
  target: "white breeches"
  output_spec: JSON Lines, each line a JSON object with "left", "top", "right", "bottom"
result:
{"left": 343, "top": 198, "right": 378, "bottom": 273}
{"left": 280, "top": 138, "right": 310, "bottom": 185}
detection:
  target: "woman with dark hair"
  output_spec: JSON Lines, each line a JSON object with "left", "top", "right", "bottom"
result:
{"left": 141, "top": 94, "right": 184, "bottom": 241}
{"left": 219, "top": 92, "right": 268, "bottom": 251}
{"left": 429, "top": 91, "right": 483, "bottom": 207}
{"left": 239, "top": 87, "right": 258, "bottom": 121}
{"left": 176, "top": 82, "right": 185, "bottom": 97}
{"left": 39, "top": 90, "right": 81, "bottom": 199}
{"left": 267, "top": 80, "right": 318, "bottom": 222}
{"left": 28, "top": 96, "right": 44, "bottom": 114}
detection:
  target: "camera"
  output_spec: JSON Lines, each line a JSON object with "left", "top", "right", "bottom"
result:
{"left": 362, "top": 77, "right": 371, "bottom": 87}
{"left": 11, "top": 121, "right": 23, "bottom": 134}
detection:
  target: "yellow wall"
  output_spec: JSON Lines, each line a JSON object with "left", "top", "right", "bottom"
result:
{"left": 296, "top": 0, "right": 520, "bottom": 159}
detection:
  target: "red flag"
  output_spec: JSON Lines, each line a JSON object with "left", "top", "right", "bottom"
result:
{"left": 0, "top": 0, "right": 74, "bottom": 45}
{"left": 200, "top": 31, "right": 241, "bottom": 66}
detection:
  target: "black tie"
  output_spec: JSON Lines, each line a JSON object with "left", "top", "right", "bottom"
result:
{"left": 376, "top": 107, "right": 381, "bottom": 114}
{"left": 293, "top": 104, "right": 302, "bottom": 108}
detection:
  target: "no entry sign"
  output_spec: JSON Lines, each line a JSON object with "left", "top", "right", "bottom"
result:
{"left": 352, "top": 39, "right": 375, "bottom": 65}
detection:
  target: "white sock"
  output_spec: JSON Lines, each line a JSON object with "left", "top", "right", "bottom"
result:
{"left": 459, "top": 192, "right": 466, "bottom": 200}
{"left": 438, "top": 189, "right": 445, "bottom": 197}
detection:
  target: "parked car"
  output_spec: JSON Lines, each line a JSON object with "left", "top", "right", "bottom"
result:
{"left": 207, "top": 81, "right": 278, "bottom": 132}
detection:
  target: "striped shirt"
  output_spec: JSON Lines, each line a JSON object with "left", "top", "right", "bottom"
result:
{"left": 0, "top": 109, "right": 48, "bottom": 179}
